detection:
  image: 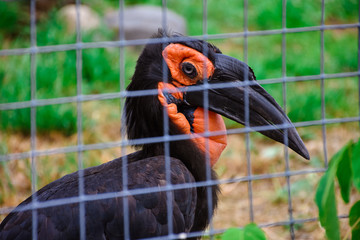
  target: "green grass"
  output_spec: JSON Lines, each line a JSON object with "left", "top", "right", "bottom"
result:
{"left": 0, "top": 5, "right": 137, "bottom": 135}
{"left": 0, "top": 0, "right": 358, "bottom": 135}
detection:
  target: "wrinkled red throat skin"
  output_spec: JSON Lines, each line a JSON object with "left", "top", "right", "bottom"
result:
{"left": 158, "top": 82, "right": 227, "bottom": 166}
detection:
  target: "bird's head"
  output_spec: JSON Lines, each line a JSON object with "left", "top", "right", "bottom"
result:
{"left": 125, "top": 30, "right": 309, "bottom": 165}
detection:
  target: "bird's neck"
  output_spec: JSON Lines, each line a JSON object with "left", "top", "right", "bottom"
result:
{"left": 138, "top": 126, "right": 212, "bottom": 183}
{"left": 125, "top": 81, "right": 224, "bottom": 181}
{"left": 157, "top": 82, "right": 227, "bottom": 167}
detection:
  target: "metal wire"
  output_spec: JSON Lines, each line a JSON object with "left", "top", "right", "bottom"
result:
{"left": 0, "top": 167, "right": 329, "bottom": 216}
{"left": 1, "top": 116, "right": 360, "bottom": 163}
{"left": 74, "top": 1, "right": 86, "bottom": 239}
{"left": 280, "top": 1, "right": 295, "bottom": 237}
{"left": 0, "top": 1, "right": 358, "bottom": 240}
{"left": 358, "top": 1, "right": 360, "bottom": 130}
{"left": 160, "top": 1, "right": 176, "bottom": 238}
{"left": 118, "top": 0, "right": 131, "bottom": 238}
{"left": 0, "top": 23, "right": 358, "bottom": 57}
{"left": 243, "top": 0, "right": 255, "bottom": 225}
{"left": 201, "top": 1, "right": 216, "bottom": 238}
{"left": 320, "top": 0, "right": 329, "bottom": 169}
{"left": 29, "top": 0, "right": 38, "bottom": 239}
{"left": 1, "top": 71, "right": 358, "bottom": 111}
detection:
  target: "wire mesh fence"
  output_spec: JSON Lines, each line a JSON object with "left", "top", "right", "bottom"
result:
{"left": 0, "top": 0, "right": 359, "bottom": 239}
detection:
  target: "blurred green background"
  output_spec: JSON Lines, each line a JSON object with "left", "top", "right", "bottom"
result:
{"left": 0, "top": 0, "right": 358, "bottom": 136}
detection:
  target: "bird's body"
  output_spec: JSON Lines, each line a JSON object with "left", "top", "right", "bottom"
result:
{"left": 0, "top": 151, "right": 211, "bottom": 239}
{"left": 0, "top": 30, "right": 309, "bottom": 239}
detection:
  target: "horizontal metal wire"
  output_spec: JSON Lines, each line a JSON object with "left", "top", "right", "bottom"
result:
{"left": 140, "top": 214, "right": 349, "bottom": 240}
{"left": 0, "top": 23, "right": 358, "bottom": 57}
{"left": 0, "top": 167, "right": 326, "bottom": 216}
{"left": 0, "top": 201, "right": 348, "bottom": 240}
{"left": 1, "top": 115, "right": 359, "bottom": 163}
{"left": 0, "top": 70, "right": 358, "bottom": 111}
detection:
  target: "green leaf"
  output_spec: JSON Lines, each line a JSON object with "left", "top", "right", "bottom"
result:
{"left": 244, "top": 223, "right": 266, "bottom": 240}
{"left": 329, "top": 141, "right": 352, "bottom": 169}
{"left": 349, "top": 201, "right": 360, "bottom": 240}
{"left": 315, "top": 172, "right": 340, "bottom": 240}
{"left": 352, "top": 139, "right": 360, "bottom": 191}
{"left": 314, "top": 141, "right": 349, "bottom": 240}
{"left": 336, "top": 142, "right": 353, "bottom": 203}
{"left": 316, "top": 142, "right": 348, "bottom": 209}
{"left": 222, "top": 228, "right": 243, "bottom": 240}
{"left": 221, "top": 224, "right": 266, "bottom": 240}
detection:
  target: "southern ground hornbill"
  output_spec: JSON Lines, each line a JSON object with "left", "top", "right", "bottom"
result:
{"left": 0, "top": 30, "right": 309, "bottom": 239}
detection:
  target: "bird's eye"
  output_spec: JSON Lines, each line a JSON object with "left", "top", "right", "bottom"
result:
{"left": 181, "top": 62, "right": 197, "bottom": 79}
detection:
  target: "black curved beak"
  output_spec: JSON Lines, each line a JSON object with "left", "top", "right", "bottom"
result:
{"left": 184, "top": 53, "right": 310, "bottom": 160}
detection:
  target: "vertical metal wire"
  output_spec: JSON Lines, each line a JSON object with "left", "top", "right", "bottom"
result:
{"left": 119, "top": 1, "right": 130, "bottom": 239}
{"left": 161, "top": 1, "right": 174, "bottom": 238}
{"left": 320, "top": 0, "right": 328, "bottom": 168}
{"left": 30, "top": 0, "right": 38, "bottom": 239}
{"left": 281, "top": 1, "right": 295, "bottom": 238}
{"left": 358, "top": 0, "right": 360, "bottom": 130}
{"left": 284, "top": 132, "right": 293, "bottom": 240}
{"left": 202, "top": 0, "right": 215, "bottom": 238}
{"left": 243, "top": 0, "right": 254, "bottom": 223}
{"left": 75, "top": 1, "right": 86, "bottom": 239}
{"left": 281, "top": 0, "right": 287, "bottom": 113}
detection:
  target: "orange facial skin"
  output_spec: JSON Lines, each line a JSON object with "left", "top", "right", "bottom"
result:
{"left": 162, "top": 43, "right": 215, "bottom": 86}
{"left": 158, "top": 82, "right": 227, "bottom": 167}
{"left": 159, "top": 44, "right": 227, "bottom": 166}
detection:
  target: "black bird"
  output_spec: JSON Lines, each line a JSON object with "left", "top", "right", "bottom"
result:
{"left": 0, "top": 30, "right": 309, "bottom": 240}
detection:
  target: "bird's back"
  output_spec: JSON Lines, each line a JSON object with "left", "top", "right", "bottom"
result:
{"left": 0, "top": 153, "right": 197, "bottom": 240}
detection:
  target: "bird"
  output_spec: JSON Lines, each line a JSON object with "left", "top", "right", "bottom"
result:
{"left": 0, "top": 30, "right": 309, "bottom": 240}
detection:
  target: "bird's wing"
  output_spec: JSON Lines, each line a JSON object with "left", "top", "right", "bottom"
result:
{"left": 0, "top": 154, "right": 196, "bottom": 240}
